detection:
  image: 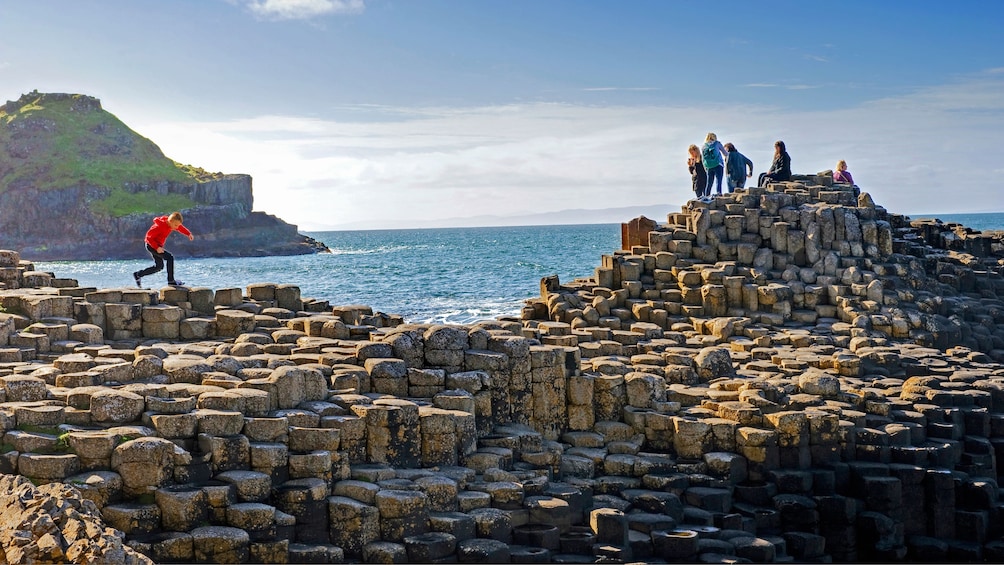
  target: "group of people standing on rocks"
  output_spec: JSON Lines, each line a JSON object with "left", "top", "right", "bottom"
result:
{"left": 687, "top": 133, "right": 855, "bottom": 203}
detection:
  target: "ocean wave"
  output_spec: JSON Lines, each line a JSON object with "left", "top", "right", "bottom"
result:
{"left": 412, "top": 305, "right": 521, "bottom": 325}
{"left": 326, "top": 244, "right": 425, "bottom": 256}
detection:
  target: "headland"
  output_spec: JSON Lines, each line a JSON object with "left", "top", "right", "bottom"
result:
{"left": 0, "top": 92, "right": 328, "bottom": 260}
{"left": 0, "top": 174, "right": 1002, "bottom": 563}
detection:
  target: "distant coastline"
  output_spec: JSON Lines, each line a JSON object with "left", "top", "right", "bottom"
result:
{"left": 310, "top": 204, "right": 674, "bottom": 231}
{"left": 906, "top": 211, "right": 1004, "bottom": 232}
{"left": 309, "top": 208, "right": 1004, "bottom": 233}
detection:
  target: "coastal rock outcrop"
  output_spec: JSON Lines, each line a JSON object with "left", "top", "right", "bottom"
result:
{"left": 0, "top": 174, "right": 1002, "bottom": 563}
{"left": 538, "top": 175, "right": 1004, "bottom": 361}
{"left": 0, "top": 174, "right": 329, "bottom": 260}
{"left": 0, "top": 92, "right": 328, "bottom": 260}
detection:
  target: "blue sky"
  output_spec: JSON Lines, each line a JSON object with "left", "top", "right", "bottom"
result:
{"left": 3, "top": 0, "right": 1003, "bottom": 229}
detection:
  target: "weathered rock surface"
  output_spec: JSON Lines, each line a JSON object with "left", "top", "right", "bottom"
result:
{"left": 0, "top": 175, "right": 1002, "bottom": 562}
{"left": 0, "top": 92, "right": 329, "bottom": 260}
{"left": 0, "top": 474, "right": 152, "bottom": 564}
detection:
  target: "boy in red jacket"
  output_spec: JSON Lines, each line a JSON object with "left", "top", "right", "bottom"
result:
{"left": 133, "top": 211, "right": 194, "bottom": 288}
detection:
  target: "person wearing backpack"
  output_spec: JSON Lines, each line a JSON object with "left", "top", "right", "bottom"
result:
{"left": 724, "top": 143, "right": 754, "bottom": 192}
{"left": 701, "top": 132, "right": 727, "bottom": 200}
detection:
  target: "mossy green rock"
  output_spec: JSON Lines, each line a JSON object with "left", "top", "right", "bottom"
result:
{"left": 0, "top": 91, "right": 327, "bottom": 260}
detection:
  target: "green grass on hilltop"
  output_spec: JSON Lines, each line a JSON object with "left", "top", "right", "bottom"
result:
{"left": 1, "top": 92, "right": 221, "bottom": 216}
{"left": 91, "top": 188, "right": 197, "bottom": 217}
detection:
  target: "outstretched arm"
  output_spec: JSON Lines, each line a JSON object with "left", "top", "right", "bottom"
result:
{"left": 177, "top": 224, "right": 194, "bottom": 241}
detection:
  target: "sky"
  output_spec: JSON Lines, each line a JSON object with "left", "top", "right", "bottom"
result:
{"left": 2, "top": 0, "right": 1003, "bottom": 230}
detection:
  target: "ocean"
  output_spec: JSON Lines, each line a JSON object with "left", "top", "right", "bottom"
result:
{"left": 908, "top": 212, "right": 1004, "bottom": 232}
{"left": 32, "top": 224, "right": 621, "bottom": 324}
{"left": 29, "top": 212, "right": 1004, "bottom": 325}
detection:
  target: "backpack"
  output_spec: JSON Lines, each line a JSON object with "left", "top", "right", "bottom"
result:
{"left": 702, "top": 143, "right": 720, "bottom": 168}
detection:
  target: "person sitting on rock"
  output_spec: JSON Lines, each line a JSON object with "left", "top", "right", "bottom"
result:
{"left": 833, "top": 159, "right": 859, "bottom": 198}
{"left": 758, "top": 140, "right": 792, "bottom": 187}
{"left": 833, "top": 160, "right": 854, "bottom": 184}
{"left": 133, "top": 211, "right": 194, "bottom": 288}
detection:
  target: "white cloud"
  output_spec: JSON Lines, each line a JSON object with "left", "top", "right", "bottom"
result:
{"left": 135, "top": 75, "right": 1004, "bottom": 231}
{"left": 242, "top": 0, "right": 364, "bottom": 20}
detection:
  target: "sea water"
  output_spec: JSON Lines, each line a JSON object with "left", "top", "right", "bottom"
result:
{"left": 33, "top": 224, "right": 622, "bottom": 324}
{"left": 29, "top": 213, "right": 1004, "bottom": 324}
{"left": 909, "top": 212, "right": 1004, "bottom": 233}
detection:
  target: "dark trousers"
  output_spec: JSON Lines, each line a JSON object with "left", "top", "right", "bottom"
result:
{"left": 727, "top": 175, "right": 746, "bottom": 192}
{"left": 137, "top": 244, "right": 174, "bottom": 281}
{"left": 759, "top": 172, "right": 786, "bottom": 187}
{"left": 705, "top": 165, "right": 723, "bottom": 196}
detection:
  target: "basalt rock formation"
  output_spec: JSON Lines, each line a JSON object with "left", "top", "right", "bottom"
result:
{"left": 0, "top": 176, "right": 1002, "bottom": 563}
{"left": 0, "top": 92, "right": 328, "bottom": 260}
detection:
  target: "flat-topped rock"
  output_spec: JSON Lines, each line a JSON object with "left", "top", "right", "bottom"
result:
{"left": 0, "top": 176, "right": 1002, "bottom": 562}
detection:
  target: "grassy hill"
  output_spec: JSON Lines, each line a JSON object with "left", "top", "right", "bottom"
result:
{"left": 0, "top": 91, "right": 219, "bottom": 216}
{"left": 0, "top": 91, "right": 328, "bottom": 260}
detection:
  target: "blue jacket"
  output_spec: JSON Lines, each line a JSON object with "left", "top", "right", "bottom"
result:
{"left": 726, "top": 150, "right": 753, "bottom": 182}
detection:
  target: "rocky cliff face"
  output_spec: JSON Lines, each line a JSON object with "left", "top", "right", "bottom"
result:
{"left": 0, "top": 174, "right": 327, "bottom": 260}
{"left": 0, "top": 91, "right": 328, "bottom": 260}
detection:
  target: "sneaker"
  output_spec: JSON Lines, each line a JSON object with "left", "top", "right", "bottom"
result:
{"left": 168, "top": 280, "right": 185, "bottom": 286}
{"left": 133, "top": 273, "right": 142, "bottom": 288}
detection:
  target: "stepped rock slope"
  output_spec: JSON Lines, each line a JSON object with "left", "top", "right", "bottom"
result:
{"left": 0, "top": 91, "right": 328, "bottom": 260}
{"left": 0, "top": 175, "right": 1003, "bottom": 562}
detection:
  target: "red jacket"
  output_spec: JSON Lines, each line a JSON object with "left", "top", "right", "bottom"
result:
{"left": 145, "top": 216, "right": 192, "bottom": 249}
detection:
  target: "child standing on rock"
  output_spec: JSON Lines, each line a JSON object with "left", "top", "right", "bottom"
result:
{"left": 133, "top": 211, "right": 193, "bottom": 288}
{"left": 687, "top": 144, "right": 708, "bottom": 202}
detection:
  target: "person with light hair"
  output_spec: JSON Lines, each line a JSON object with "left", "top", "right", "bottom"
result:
{"left": 833, "top": 160, "right": 854, "bottom": 184}
{"left": 700, "top": 132, "right": 727, "bottom": 200}
{"left": 133, "top": 211, "right": 194, "bottom": 288}
{"left": 687, "top": 144, "right": 707, "bottom": 202}
{"left": 833, "top": 159, "right": 859, "bottom": 197}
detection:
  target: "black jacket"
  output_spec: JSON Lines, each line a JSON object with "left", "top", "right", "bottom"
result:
{"left": 689, "top": 160, "right": 707, "bottom": 195}
{"left": 768, "top": 151, "right": 792, "bottom": 181}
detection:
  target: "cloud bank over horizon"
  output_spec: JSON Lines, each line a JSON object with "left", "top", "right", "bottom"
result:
{"left": 135, "top": 71, "right": 1004, "bottom": 231}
